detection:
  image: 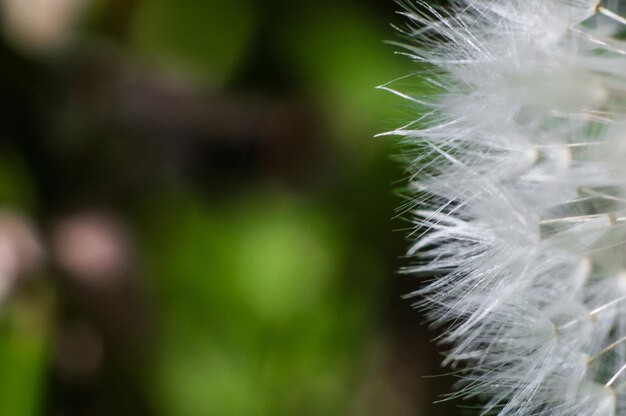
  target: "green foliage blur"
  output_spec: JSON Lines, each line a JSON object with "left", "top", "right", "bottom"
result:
{"left": 0, "top": 0, "right": 458, "bottom": 415}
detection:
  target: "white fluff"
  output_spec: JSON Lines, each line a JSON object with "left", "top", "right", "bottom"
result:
{"left": 384, "top": 1, "right": 626, "bottom": 415}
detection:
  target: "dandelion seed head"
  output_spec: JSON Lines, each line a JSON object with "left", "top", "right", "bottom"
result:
{"left": 388, "top": 0, "right": 626, "bottom": 414}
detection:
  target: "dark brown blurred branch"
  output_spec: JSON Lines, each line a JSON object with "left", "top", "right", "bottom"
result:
{"left": 69, "top": 47, "right": 333, "bottom": 190}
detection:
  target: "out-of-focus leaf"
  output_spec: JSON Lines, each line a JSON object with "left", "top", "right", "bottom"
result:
{"left": 0, "top": 146, "right": 36, "bottom": 211}
{"left": 140, "top": 188, "right": 344, "bottom": 323}
{"left": 277, "top": 3, "right": 412, "bottom": 147}
{"left": 131, "top": 0, "right": 257, "bottom": 86}
{"left": 0, "top": 283, "right": 54, "bottom": 416}
{"left": 139, "top": 188, "right": 369, "bottom": 415}
{"left": 157, "top": 343, "right": 262, "bottom": 416}
{"left": 226, "top": 195, "right": 342, "bottom": 323}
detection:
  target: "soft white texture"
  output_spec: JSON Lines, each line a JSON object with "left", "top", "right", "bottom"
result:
{"left": 385, "top": 1, "right": 626, "bottom": 415}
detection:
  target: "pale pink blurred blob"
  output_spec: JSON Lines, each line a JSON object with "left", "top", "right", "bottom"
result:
{"left": 52, "top": 212, "right": 129, "bottom": 285}
{"left": 1, "top": 0, "right": 91, "bottom": 53}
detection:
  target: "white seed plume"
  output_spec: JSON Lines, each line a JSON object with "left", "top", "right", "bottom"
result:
{"left": 384, "top": 0, "right": 626, "bottom": 415}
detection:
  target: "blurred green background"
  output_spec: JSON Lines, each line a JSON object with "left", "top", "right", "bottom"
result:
{"left": 0, "top": 0, "right": 457, "bottom": 415}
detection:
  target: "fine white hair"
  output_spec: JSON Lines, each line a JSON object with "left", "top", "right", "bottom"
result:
{"left": 384, "top": 1, "right": 626, "bottom": 415}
